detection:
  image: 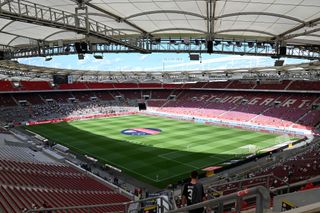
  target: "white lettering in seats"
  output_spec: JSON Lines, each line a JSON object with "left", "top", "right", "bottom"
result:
{"left": 282, "top": 99, "right": 296, "bottom": 107}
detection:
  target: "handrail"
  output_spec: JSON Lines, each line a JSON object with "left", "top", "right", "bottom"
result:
{"left": 206, "top": 139, "right": 313, "bottom": 190}
{"left": 168, "top": 186, "right": 270, "bottom": 213}
{"left": 272, "top": 175, "right": 320, "bottom": 194}
{"left": 25, "top": 195, "right": 171, "bottom": 213}
{"left": 208, "top": 174, "right": 274, "bottom": 188}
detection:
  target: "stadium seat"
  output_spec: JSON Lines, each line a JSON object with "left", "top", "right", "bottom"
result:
{"left": 20, "top": 81, "right": 52, "bottom": 91}
{"left": 0, "top": 80, "right": 17, "bottom": 91}
{"left": 0, "top": 159, "right": 130, "bottom": 212}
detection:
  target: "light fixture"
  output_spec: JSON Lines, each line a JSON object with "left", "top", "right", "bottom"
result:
{"left": 214, "top": 40, "right": 221, "bottom": 46}
{"left": 248, "top": 42, "right": 254, "bottom": 48}
{"left": 64, "top": 46, "right": 70, "bottom": 53}
{"left": 189, "top": 54, "right": 200, "bottom": 61}
{"left": 274, "top": 60, "right": 284, "bottom": 67}
{"left": 78, "top": 54, "right": 84, "bottom": 60}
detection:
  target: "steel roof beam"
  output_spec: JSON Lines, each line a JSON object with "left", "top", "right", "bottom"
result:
{"left": 215, "top": 29, "right": 276, "bottom": 37}
{"left": 0, "top": 0, "right": 149, "bottom": 52}
{"left": 124, "top": 11, "right": 304, "bottom": 24}
{"left": 209, "top": 0, "right": 218, "bottom": 39}
{"left": 7, "top": 35, "right": 21, "bottom": 46}
{"left": 55, "top": 13, "right": 141, "bottom": 34}
{"left": 307, "top": 34, "right": 320, "bottom": 38}
{"left": 124, "top": 10, "right": 206, "bottom": 20}
{"left": 11, "top": 41, "right": 320, "bottom": 60}
{"left": 284, "top": 27, "right": 320, "bottom": 40}
{"left": 274, "top": 16, "right": 320, "bottom": 40}
{"left": 85, "top": 2, "right": 148, "bottom": 35}
{"left": 0, "top": 0, "right": 12, "bottom": 7}
{"left": 150, "top": 28, "right": 207, "bottom": 34}
{"left": 43, "top": 30, "right": 69, "bottom": 40}
{"left": 0, "top": 44, "right": 14, "bottom": 50}
{"left": 215, "top": 12, "right": 305, "bottom": 24}
{"left": 206, "top": 1, "right": 210, "bottom": 38}
{"left": 0, "top": 31, "right": 41, "bottom": 45}
{"left": 0, "top": 20, "right": 14, "bottom": 31}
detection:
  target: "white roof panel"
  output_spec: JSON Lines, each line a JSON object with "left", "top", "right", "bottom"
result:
{"left": 0, "top": 0, "right": 318, "bottom": 48}
{"left": 3, "top": 22, "right": 63, "bottom": 40}
{"left": 0, "top": 33, "right": 18, "bottom": 46}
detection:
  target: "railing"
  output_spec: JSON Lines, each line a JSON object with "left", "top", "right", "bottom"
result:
{"left": 23, "top": 187, "right": 269, "bottom": 213}
{"left": 8, "top": 38, "right": 320, "bottom": 59}
{"left": 168, "top": 186, "right": 270, "bottom": 213}
{"left": 25, "top": 195, "right": 172, "bottom": 213}
{"left": 207, "top": 174, "right": 290, "bottom": 195}
{"left": 272, "top": 175, "right": 320, "bottom": 195}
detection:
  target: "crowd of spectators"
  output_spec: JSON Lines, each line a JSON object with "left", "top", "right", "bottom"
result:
{"left": 0, "top": 101, "right": 137, "bottom": 125}
{"left": 209, "top": 143, "right": 320, "bottom": 196}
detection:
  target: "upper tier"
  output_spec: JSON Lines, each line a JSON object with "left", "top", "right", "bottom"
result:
{"left": 0, "top": 80, "right": 320, "bottom": 92}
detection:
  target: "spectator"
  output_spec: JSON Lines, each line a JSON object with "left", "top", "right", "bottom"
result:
{"left": 31, "top": 203, "right": 38, "bottom": 210}
{"left": 181, "top": 171, "right": 206, "bottom": 213}
{"left": 21, "top": 207, "right": 28, "bottom": 212}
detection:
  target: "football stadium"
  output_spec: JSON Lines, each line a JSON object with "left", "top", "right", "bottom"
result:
{"left": 26, "top": 114, "right": 296, "bottom": 188}
{"left": 0, "top": 0, "right": 319, "bottom": 212}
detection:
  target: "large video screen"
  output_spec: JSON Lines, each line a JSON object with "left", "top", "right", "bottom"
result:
{"left": 53, "top": 75, "right": 68, "bottom": 84}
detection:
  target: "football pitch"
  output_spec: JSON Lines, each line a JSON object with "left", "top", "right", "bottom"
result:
{"left": 25, "top": 114, "right": 294, "bottom": 188}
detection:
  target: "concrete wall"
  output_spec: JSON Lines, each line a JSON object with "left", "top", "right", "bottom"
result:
{"left": 273, "top": 189, "right": 320, "bottom": 212}
{"left": 284, "top": 202, "right": 320, "bottom": 213}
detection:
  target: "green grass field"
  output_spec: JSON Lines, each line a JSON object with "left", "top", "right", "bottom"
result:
{"left": 25, "top": 114, "right": 294, "bottom": 188}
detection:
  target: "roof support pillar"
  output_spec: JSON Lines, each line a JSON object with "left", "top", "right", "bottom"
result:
{"left": 207, "top": 0, "right": 217, "bottom": 40}
{"left": 206, "top": 1, "right": 210, "bottom": 39}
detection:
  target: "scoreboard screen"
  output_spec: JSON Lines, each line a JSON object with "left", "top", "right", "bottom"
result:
{"left": 53, "top": 75, "right": 69, "bottom": 84}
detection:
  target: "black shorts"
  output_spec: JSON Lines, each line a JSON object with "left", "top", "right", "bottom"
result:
{"left": 189, "top": 207, "right": 204, "bottom": 213}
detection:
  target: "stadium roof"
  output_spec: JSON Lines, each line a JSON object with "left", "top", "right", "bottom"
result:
{"left": 0, "top": 0, "right": 319, "bottom": 59}
{"left": 1, "top": 60, "right": 320, "bottom": 83}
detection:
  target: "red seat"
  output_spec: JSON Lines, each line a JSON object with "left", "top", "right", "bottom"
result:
{"left": 0, "top": 159, "right": 131, "bottom": 212}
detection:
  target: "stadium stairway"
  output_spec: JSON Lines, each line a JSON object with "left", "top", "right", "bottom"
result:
{"left": 10, "top": 95, "right": 20, "bottom": 106}
{"left": 247, "top": 107, "right": 271, "bottom": 123}
{"left": 291, "top": 109, "right": 313, "bottom": 128}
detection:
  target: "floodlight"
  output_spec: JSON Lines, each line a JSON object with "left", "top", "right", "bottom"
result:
{"left": 78, "top": 54, "right": 84, "bottom": 60}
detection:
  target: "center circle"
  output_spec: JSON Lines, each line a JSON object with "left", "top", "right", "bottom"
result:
{"left": 121, "top": 128, "right": 162, "bottom": 136}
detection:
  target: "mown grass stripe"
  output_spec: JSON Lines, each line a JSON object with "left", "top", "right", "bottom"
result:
{"left": 25, "top": 114, "right": 293, "bottom": 188}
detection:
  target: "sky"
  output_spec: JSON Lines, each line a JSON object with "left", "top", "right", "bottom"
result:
{"left": 18, "top": 53, "right": 309, "bottom": 72}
